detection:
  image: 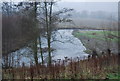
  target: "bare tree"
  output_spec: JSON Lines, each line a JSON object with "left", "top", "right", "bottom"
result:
{"left": 42, "top": 1, "right": 74, "bottom": 65}
{"left": 2, "top": 1, "right": 40, "bottom": 66}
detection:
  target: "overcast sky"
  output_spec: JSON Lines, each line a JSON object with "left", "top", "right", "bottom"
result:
{"left": 0, "top": 0, "right": 119, "bottom": 2}
{"left": 0, "top": 0, "right": 118, "bottom": 13}
{"left": 62, "top": 0, "right": 119, "bottom": 2}
{"left": 56, "top": 2, "right": 118, "bottom": 13}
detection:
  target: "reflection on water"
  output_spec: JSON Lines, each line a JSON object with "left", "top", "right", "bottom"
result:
{"left": 9, "top": 29, "right": 88, "bottom": 66}
{"left": 51, "top": 30, "right": 88, "bottom": 60}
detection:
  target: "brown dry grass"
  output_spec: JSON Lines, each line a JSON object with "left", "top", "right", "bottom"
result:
{"left": 3, "top": 54, "right": 119, "bottom": 79}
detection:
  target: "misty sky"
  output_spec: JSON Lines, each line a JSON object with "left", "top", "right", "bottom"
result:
{"left": 0, "top": 0, "right": 118, "bottom": 13}
{"left": 61, "top": 0, "right": 119, "bottom": 2}
{"left": 56, "top": 2, "right": 118, "bottom": 13}
{"left": 1, "top": 0, "right": 119, "bottom": 2}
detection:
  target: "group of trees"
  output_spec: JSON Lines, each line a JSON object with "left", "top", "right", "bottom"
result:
{"left": 2, "top": 1, "right": 74, "bottom": 67}
{"left": 2, "top": 2, "right": 40, "bottom": 68}
{"left": 72, "top": 10, "right": 117, "bottom": 21}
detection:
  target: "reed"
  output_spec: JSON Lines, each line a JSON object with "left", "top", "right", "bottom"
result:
{"left": 3, "top": 53, "right": 119, "bottom": 79}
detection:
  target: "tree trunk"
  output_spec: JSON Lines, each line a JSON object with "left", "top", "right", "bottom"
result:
{"left": 44, "top": 2, "right": 52, "bottom": 65}
{"left": 39, "top": 36, "right": 44, "bottom": 64}
{"left": 33, "top": 39, "right": 38, "bottom": 65}
{"left": 48, "top": 1, "right": 53, "bottom": 65}
{"left": 33, "top": 2, "right": 38, "bottom": 65}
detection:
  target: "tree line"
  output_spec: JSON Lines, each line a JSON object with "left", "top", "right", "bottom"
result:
{"left": 2, "top": 1, "right": 74, "bottom": 68}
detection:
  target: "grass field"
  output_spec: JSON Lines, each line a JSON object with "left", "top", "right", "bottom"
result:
{"left": 72, "top": 30, "right": 119, "bottom": 55}
{"left": 73, "top": 30, "right": 119, "bottom": 42}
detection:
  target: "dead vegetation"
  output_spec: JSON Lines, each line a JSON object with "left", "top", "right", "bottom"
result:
{"left": 3, "top": 53, "right": 119, "bottom": 79}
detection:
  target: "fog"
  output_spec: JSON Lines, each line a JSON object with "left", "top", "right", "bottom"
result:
{"left": 57, "top": 2, "right": 118, "bottom": 13}
{"left": 55, "top": 2, "right": 118, "bottom": 29}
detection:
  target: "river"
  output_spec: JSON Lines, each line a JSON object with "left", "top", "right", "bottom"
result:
{"left": 8, "top": 29, "right": 89, "bottom": 66}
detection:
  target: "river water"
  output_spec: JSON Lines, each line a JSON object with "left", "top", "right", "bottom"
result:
{"left": 51, "top": 30, "right": 88, "bottom": 60}
{"left": 9, "top": 29, "right": 89, "bottom": 66}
